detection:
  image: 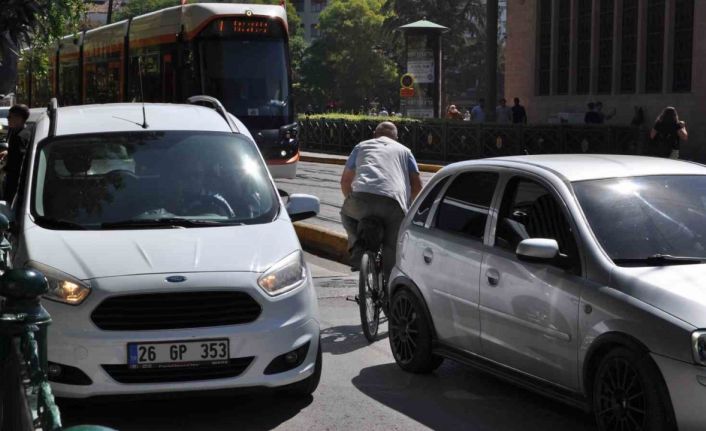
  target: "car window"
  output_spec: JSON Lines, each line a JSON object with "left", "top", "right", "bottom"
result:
{"left": 495, "top": 177, "right": 580, "bottom": 271}
{"left": 434, "top": 171, "right": 498, "bottom": 241}
{"left": 412, "top": 176, "right": 449, "bottom": 227}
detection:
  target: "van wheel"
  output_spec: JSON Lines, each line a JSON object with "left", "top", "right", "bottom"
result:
{"left": 388, "top": 289, "right": 443, "bottom": 373}
{"left": 279, "top": 338, "right": 322, "bottom": 397}
{"left": 593, "top": 347, "right": 675, "bottom": 431}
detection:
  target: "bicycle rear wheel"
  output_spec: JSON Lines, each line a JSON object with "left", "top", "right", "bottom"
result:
{"left": 359, "top": 251, "right": 381, "bottom": 342}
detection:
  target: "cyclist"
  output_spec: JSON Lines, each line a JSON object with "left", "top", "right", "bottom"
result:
{"left": 340, "top": 121, "right": 423, "bottom": 279}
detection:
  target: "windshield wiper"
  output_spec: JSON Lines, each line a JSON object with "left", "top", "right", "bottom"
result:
{"left": 613, "top": 254, "right": 706, "bottom": 266}
{"left": 35, "top": 217, "right": 87, "bottom": 230}
{"left": 101, "top": 218, "right": 228, "bottom": 229}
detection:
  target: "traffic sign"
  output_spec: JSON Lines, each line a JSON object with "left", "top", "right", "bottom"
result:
{"left": 400, "top": 73, "right": 415, "bottom": 89}
{"left": 400, "top": 87, "right": 415, "bottom": 98}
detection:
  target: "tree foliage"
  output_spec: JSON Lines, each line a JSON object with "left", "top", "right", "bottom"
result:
{"left": 0, "top": 0, "right": 86, "bottom": 94}
{"left": 300, "top": 0, "right": 398, "bottom": 111}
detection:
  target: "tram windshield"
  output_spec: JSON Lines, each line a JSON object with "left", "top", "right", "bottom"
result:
{"left": 198, "top": 17, "right": 291, "bottom": 128}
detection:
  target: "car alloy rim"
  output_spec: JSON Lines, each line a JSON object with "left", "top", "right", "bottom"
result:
{"left": 389, "top": 295, "right": 419, "bottom": 364}
{"left": 364, "top": 255, "right": 379, "bottom": 334}
{"left": 595, "top": 357, "right": 646, "bottom": 431}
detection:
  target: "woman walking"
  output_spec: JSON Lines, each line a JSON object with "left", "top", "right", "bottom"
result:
{"left": 650, "top": 107, "right": 688, "bottom": 159}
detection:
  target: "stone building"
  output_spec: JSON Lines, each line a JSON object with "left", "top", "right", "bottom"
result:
{"left": 291, "top": 0, "right": 329, "bottom": 42}
{"left": 505, "top": 0, "right": 703, "bottom": 160}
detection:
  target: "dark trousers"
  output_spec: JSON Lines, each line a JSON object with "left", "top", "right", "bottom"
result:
{"left": 340, "top": 192, "right": 405, "bottom": 280}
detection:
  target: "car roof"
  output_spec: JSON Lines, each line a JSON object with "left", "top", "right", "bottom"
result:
{"left": 443, "top": 154, "right": 706, "bottom": 182}
{"left": 50, "top": 103, "right": 233, "bottom": 136}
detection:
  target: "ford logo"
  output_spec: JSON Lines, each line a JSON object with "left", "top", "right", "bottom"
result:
{"left": 166, "top": 276, "right": 187, "bottom": 283}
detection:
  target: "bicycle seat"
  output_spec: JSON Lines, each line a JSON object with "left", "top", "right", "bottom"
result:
{"left": 357, "top": 217, "right": 384, "bottom": 251}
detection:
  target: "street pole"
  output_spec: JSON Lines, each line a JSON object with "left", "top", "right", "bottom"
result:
{"left": 107, "top": 0, "right": 114, "bottom": 24}
{"left": 485, "top": 0, "right": 498, "bottom": 121}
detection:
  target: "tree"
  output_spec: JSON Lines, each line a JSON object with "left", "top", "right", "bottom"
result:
{"left": 0, "top": 0, "right": 86, "bottom": 94}
{"left": 382, "top": 0, "right": 488, "bottom": 106}
{"left": 300, "top": 0, "right": 398, "bottom": 111}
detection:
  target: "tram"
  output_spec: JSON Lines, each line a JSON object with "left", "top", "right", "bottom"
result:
{"left": 16, "top": 3, "right": 299, "bottom": 178}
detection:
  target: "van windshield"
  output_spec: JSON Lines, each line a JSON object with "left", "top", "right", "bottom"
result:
{"left": 32, "top": 131, "right": 278, "bottom": 230}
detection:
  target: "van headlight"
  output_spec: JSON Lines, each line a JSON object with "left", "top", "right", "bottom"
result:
{"left": 692, "top": 330, "right": 706, "bottom": 365}
{"left": 258, "top": 251, "right": 307, "bottom": 296}
{"left": 26, "top": 261, "right": 91, "bottom": 305}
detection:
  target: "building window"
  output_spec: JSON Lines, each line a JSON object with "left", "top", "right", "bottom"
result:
{"left": 310, "top": 24, "right": 320, "bottom": 39}
{"left": 556, "top": 0, "right": 571, "bottom": 94}
{"left": 620, "top": 0, "right": 638, "bottom": 93}
{"left": 311, "top": 0, "right": 326, "bottom": 13}
{"left": 576, "top": 0, "right": 592, "bottom": 94}
{"left": 597, "top": 0, "right": 614, "bottom": 93}
{"left": 645, "top": 0, "right": 665, "bottom": 93}
{"left": 673, "top": 0, "right": 694, "bottom": 92}
{"left": 293, "top": 0, "right": 305, "bottom": 13}
{"left": 537, "top": 0, "right": 552, "bottom": 95}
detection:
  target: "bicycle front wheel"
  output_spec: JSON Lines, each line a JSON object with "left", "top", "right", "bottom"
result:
{"left": 359, "top": 251, "right": 381, "bottom": 342}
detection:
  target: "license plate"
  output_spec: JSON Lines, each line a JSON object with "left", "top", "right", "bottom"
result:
{"left": 127, "top": 338, "right": 229, "bottom": 369}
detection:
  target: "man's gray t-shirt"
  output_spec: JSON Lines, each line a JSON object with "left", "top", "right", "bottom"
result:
{"left": 345, "top": 136, "right": 420, "bottom": 212}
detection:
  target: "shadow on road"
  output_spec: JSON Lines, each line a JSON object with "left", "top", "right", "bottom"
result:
{"left": 351, "top": 362, "right": 596, "bottom": 431}
{"left": 59, "top": 392, "right": 313, "bottom": 431}
{"left": 320, "top": 324, "right": 388, "bottom": 355}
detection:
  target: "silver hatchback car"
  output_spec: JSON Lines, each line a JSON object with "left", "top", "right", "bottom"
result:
{"left": 390, "top": 155, "right": 706, "bottom": 431}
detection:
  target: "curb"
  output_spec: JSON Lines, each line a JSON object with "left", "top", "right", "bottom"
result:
{"left": 294, "top": 222, "right": 350, "bottom": 265}
{"left": 300, "top": 154, "right": 443, "bottom": 173}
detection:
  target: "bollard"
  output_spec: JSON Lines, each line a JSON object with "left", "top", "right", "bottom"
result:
{"left": 0, "top": 269, "right": 118, "bottom": 431}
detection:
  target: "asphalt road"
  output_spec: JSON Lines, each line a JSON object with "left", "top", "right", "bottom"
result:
{"left": 60, "top": 252, "right": 597, "bottom": 431}
{"left": 276, "top": 161, "right": 436, "bottom": 234}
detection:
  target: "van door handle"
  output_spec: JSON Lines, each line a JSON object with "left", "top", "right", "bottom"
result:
{"left": 486, "top": 268, "right": 500, "bottom": 286}
{"left": 423, "top": 248, "right": 433, "bottom": 264}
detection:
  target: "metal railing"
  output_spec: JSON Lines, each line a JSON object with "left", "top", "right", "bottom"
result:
{"left": 0, "top": 267, "right": 114, "bottom": 431}
{"left": 298, "top": 118, "right": 647, "bottom": 162}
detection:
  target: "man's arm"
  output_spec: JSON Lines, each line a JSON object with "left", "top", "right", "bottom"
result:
{"left": 340, "top": 168, "right": 355, "bottom": 198}
{"left": 410, "top": 172, "right": 423, "bottom": 201}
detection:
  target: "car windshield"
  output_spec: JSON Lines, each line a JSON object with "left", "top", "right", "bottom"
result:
{"left": 32, "top": 131, "right": 278, "bottom": 229}
{"left": 574, "top": 175, "right": 706, "bottom": 266}
{"left": 0, "top": 109, "right": 8, "bottom": 119}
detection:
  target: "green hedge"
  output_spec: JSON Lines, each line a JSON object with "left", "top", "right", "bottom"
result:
{"left": 298, "top": 113, "right": 422, "bottom": 123}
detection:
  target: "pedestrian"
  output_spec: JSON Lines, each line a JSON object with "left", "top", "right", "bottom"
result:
{"left": 446, "top": 104, "right": 464, "bottom": 120}
{"left": 471, "top": 98, "right": 486, "bottom": 123}
{"left": 596, "top": 101, "right": 616, "bottom": 123}
{"left": 495, "top": 98, "right": 513, "bottom": 124}
{"left": 650, "top": 107, "right": 688, "bottom": 159}
{"left": 339, "top": 122, "right": 422, "bottom": 278}
{"left": 585, "top": 102, "right": 602, "bottom": 124}
{"left": 512, "top": 97, "right": 527, "bottom": 124}
{"left": 3, "top": 104, "right": 31, "bottom": 205}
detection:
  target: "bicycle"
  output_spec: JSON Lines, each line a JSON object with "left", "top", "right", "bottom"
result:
{"left": 354, "top": 217, "right": 388, "bottom": 342}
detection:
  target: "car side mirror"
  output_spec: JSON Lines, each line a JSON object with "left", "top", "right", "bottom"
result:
{"left": 286, "top": 194, "right": 319, "bottom": 223}
{"left": 516, "top": 238, "right": 560, "bottom": 262}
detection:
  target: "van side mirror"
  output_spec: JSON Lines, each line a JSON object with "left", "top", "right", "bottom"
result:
{"left": 516, "top": 238, "right": 559, "bottom": 262}
{"left": 286, "top": 194, "right": 319, "bottom": 223}
{"left": 0, "top": 201, "right": 13, "bottom": 225}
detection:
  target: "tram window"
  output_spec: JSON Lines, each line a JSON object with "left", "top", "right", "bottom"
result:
{"left": 129, "top": 52, "right": 161, "bottom": 102}
{"left": 59, "top": 63, "right": 80, "bottom": 106}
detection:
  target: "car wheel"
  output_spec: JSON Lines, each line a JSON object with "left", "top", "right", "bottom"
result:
{"left": 279, "top": 337, "right": 322, "bottom": 397}
{"left": 593, "top": 347, "right": 676, "bottom": 431}
{"left": 388, "top": 289, "right": 443, "bottom": 373}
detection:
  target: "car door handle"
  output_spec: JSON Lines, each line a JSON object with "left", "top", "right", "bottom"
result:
{"left": 422, "top": 248, "right": 433, "bottom": 264}
{"left": 486, "top": 269, "right": 500, "bottom": 286}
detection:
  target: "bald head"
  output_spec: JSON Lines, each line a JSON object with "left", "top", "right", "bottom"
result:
{"left": 374, "top": 121, "right": 398, "bottom": 140}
